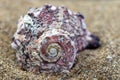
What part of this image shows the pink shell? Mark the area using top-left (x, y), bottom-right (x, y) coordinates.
top-left (11, 5), bottom-right (100, 74)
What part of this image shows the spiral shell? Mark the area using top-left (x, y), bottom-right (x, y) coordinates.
top-left (11, 5), bottom-right (100, 74)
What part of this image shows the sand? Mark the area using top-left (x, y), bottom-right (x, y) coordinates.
top-left (0, 0), bottom-right (120, 80)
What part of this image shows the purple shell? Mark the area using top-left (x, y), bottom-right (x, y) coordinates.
top-left (11, 5), bottom-right (100, 74)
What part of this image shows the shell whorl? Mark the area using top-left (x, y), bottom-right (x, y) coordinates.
top-left (37, 29), bottom-right (76, 71)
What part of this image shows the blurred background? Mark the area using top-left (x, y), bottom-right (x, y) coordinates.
top-left (0, 0), bottom-right (120, 80)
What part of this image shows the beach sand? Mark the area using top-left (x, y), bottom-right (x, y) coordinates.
top-left (0, 0), bottom-right (120, 80)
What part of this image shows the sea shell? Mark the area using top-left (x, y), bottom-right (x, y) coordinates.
top-left (11, 5), bottom-right (100, 74)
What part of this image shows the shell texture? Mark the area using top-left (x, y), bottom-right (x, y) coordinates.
top-left (11, 5), bottom-right (100, 74)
